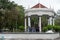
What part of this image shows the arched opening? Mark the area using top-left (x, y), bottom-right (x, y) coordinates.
top-left (31, 15), bottom-right (39, 32)
top-left (41, 15), bottom-right (49, 31)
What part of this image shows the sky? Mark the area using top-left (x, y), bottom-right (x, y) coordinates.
top-left (10, 0), bottom-right (60, 12)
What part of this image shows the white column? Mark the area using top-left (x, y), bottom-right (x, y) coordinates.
top-left (39, 16), bottom-right (41, 32)
top-left (53, 17), bottom-right (55, 26)
top-left (48, 18), bottom-right (50, 25)
top-left (49, 16), bottom-right (53, 25)
top-left (25, 17), bottom-right (27, 32)
top-left (28, 16), bottom-right (31, 27)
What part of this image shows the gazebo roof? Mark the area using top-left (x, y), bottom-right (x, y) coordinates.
top-left (31, 3), bottom-right (47, 8)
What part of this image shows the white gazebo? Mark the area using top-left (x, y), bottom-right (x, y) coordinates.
top-left (24, 3), bottom-right (56, 32)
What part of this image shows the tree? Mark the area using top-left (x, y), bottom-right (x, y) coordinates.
top-left (55, 16), bottom-right (60, 26)
top-left (0, 0), bottom-right (25, 32)
top-left (16, 6), bottom-right (24, 26)
top-left (41, 15), bottom-right (49, 30)
top-left (57, 10), bottom-right (60, 16)
top-left (15, 5), bottom-right (25, 32)
top-left (55, 10), bottom-right (60, 26)
top-left (31, 15), bottom-right (39, 27)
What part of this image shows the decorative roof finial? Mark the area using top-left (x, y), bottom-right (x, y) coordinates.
top-left (28, 5), bottom-right (30, 9)
top-left (38, 0), bottom-right (40, 8)
top-left (50, 5), bottom-right (51, 9)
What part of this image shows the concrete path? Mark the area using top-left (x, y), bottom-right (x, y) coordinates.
top-left (0, 32), bottom-right (59, 40)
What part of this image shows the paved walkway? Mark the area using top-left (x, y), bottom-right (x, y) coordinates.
top-left (0, 32), bottom-right (59, 40)
top-left (0, 37), bottom-right (60, 40)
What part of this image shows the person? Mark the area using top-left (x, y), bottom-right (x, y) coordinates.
top-left (0, 29), bottom-right (2, 32)
top-left (32, 27), bottom-right (36, 32)
top-left (28, 27), bottom-right (32, 32)
top-left (36, 27), bottom-right (39, 32)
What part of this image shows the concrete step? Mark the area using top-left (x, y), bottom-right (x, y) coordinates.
top-left (54, 37), bottom-right (60, 40)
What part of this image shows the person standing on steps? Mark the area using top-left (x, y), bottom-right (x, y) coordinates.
top-left (32, 26), bottom-right (36, 32)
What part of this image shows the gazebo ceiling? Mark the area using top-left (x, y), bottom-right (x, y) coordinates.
top-left (31, 3), bottom-right (47, 8)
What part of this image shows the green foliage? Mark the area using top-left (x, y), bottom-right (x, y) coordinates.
top-left (55, 18), bottom-right (60, 26)
top-left (47, 25), bottom-right (53, 30)
top-left (16, 6), bottom-right (24, 26)
top-left (41, 15), bottom-right (49, 27)
top-left (53, 26), bottom-right (60, 32)
top-left (0, 0), bottom-right (25, 32)
top-left (0, 0), bottom-right (17, 9)
top-left (18, 26), bottom-right (24, 32)
top-left (42, 25), bottom-right (53, 32)
top-left (43, 25), bottom-right (60, 32)
top-left (42, 27), bottom-right (48, 32)
top-left (31, 15), bottom-right (39, 26)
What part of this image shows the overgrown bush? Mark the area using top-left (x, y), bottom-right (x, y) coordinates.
top-left (42, 25), bottom-right (53, 32)
top-left (42, 27), bottom-right (48, 32)
top-left (53, 26), bottom-right (60, 32)
top-left (43, 25), bottom-right (60, 32)
top-left (18, 26), bottom-right (24, 32)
